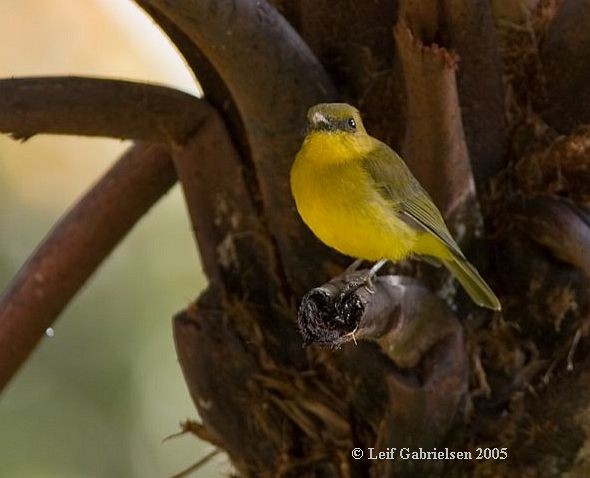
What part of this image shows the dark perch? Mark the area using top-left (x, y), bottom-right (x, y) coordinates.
top-left (299, 271), bottom-right (412, 347)
top-left (299, 270), bottom-right (466, 369)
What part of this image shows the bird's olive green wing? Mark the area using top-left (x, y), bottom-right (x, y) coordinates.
top-left (362, 142), bottom-right (464, 258)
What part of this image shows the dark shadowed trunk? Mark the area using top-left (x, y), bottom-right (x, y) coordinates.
top-left (2, 1), bottom-right (590, 476)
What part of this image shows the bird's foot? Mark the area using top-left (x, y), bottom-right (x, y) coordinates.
top-left (340, 325), bottom-right (359, 345)
top-left (362, 273), bottom-right (376, 294)
top-left (340, 259), bottom-right (388, 296)
top-left (363, 258), bottom-right (388, 293)
top-left (340, 277), bottom-right (366, 297)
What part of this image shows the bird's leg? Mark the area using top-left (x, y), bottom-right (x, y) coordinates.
top-left (345, 258), bottom-right (364, 274)
top-left (362, 258), bottom-right (388, 292)
top-left (340, 259), bottom-right (388, 297)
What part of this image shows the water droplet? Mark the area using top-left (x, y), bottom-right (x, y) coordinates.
top-left (45, 327), bottom-right (55, 337)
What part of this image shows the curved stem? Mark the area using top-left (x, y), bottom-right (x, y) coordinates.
top-left (0, 76), bottom-right (210, 143)
top-left (0, 143), bottom-right (176, 392)
top-left (134, 2), bottom-right (249, 156)
top-left (140, 0), bottom-right (340, 296)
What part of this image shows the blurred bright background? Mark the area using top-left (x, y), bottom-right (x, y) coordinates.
top-left (0, 1), bottom-right (227, 476)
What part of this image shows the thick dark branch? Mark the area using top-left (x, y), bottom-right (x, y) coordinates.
top-left (0, 143), bottom-right (176, 392)
top-left (394, 17), bottom-right (475, 222)
top-left (395, 0), bottom-right (506, 210)
top-left (141, 0), bottom-right (341, 296)
top-left (299, 272), bottom-right (462, 364)
top-left (0, 76), bottom-right (210, 142)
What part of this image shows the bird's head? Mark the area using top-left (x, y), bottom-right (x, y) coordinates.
top-left (306, 103), bottom-right (367, 135)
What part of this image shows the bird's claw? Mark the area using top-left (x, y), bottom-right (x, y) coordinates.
top-left (340, 325), bottom-right (359, 345)
top-left (363, 274), bottom-right (376, 294)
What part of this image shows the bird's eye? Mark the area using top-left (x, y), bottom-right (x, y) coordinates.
top-left (347, 118), bottom-right (356, 130)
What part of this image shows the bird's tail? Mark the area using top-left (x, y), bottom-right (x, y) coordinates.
top-left (442, 255), bottom-right (501, 311)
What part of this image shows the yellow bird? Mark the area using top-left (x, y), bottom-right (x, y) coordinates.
top-left (290, 103), bottom-right (501, 311)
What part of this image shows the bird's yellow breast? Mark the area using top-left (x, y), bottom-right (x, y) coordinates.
top-left (290, 132), bottom-right (417, 261)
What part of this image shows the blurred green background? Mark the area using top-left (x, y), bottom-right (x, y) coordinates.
top-left (0, 1), bottom-right (227, 476)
